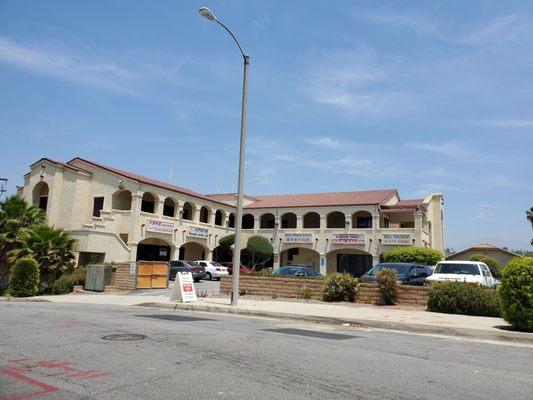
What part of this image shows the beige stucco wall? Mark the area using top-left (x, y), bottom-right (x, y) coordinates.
top-left (446, 249), bottom-right (516, 268)
top-left (20, 159), bottom-right (445, 273)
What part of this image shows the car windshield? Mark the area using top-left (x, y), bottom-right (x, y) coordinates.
top-left (434, 263), bottom-right (479, 275)
top-left (366, 264), bottom-right (408, 276)
top-left (274, 267), bottom-right (300, 275)
top-left (186, 261), bottom-right (200, 267)
top-left (211, 262), bottom-right (223, 267)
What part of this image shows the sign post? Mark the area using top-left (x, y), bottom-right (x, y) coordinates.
top-left (170, 272), bottom-right (197, 302)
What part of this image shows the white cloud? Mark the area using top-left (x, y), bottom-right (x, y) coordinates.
top-left (304, 137), bottom-right (341, 149)
top-left (404, 141), bottom-right (472, 158)
top-left (459, 15), bottom-right (531, 46)
top-left (0, 36), bottom-right (141, 95)
top-left (480, 118), bottom-right (533, 128)
top-left (357, 10), bottom-right (440, 35)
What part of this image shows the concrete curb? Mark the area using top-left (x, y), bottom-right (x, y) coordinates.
top-left (0, 297), bottom-right (50, 303)
top-left (135, 301), bottom-right (533, 345)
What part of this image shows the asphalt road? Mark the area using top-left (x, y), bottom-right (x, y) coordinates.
top-left (0, 302), bottom-right (531, 400)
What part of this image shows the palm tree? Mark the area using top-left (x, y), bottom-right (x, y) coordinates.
top-left (0, 196), bottom-right (45, 290)
top-left (8, 225), bottom-right (76, 284)
top-left (527, 207), bottom-right (533, 229)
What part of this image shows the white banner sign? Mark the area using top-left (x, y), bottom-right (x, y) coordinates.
top-left (146, 219), bottom-right (175, 234)
top-left (170, 272), bottom-right (197, 302)
top-left (283, 233), bottom-right (313, 244)
top-left (331, 233), bottom-right (365, 245)
top-left (382, 233), bottom-right (412, 245)
top-left (187, 226), bottom-right (209, 239)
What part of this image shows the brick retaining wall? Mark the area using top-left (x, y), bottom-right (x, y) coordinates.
top-left (220, 276), bottom-right (429, 306)
top-left (114, 263), bottom-right (135, 290)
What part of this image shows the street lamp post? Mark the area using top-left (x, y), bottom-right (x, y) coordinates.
top-left (199, 7), bottom-right (249, 306)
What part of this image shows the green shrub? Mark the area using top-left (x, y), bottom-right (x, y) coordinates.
top-left (246, 236), bottom-right (273, 270)
top-left (376, 268), bottom-right (399, 305)
top-left (238, 288), bottom-right (248, 296)
top-left (499, 257), bottom-right (533, 331)
top-left (251, 268), bottom-right (274, 277)
top-left (218, 234), bottom-right (235, 248)
top-left (51, 274), bottom-right (76, 295)
top-left (382, 247), bottom-right (443, 266)
top-left (323, 272), bottom-right (359, 302)
top-left (297, 286), bottom-right (312, 300)
top-left (427, 282), bottom-right (501, 317)
top-left (70, 265), bottom-right (86, 285)
top-left (8, 257), bottom-right (39, 297)
top-left (470, 254), bottom-right (501, 278)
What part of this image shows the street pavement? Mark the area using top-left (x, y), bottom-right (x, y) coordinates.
top-left (1, 301), bottom-right (532, 399)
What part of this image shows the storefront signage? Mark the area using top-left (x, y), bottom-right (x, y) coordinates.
top-left (170, 272), bottom-right (197, 303)
top-left (146, 219), bottom-right (174, 235)
top-left (331, 233), bottom-right (365, 245)
top-left (382, 233), bottom-right (412, 245)
top-left (283, 233), bottom-right (313, 243)
top-left (187, 226), bottom-right (209, 239)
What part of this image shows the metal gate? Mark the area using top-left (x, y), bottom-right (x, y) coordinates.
top-left (136, 261), bottom-right (169, 289)
top-left (337, 254), bottom-right (372, 277)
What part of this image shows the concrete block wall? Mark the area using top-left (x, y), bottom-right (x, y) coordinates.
top-left (114, 263), bottom-right (135, 290)
top-left (220, 276), bottom-right (429, 306)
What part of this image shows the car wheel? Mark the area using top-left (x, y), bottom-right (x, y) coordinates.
top-left (194, 279), bottom-right (200, 283)
top-left (205, 272), bottom-right (212, 280)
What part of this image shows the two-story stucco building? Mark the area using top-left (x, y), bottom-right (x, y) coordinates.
top-left (19, 157), bottom-right (445, 276)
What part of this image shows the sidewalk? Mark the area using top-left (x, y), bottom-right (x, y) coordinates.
top-left (4, 292), bottom-right (532, 345)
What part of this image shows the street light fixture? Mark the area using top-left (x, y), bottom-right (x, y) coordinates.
top-left (199, 7), bottom-right (250, 306)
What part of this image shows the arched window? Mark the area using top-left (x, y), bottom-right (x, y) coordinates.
top-left (303, 212), bottom-right (320, 228)
top-left (141, 192), bottom-right (156, 213)
top-left (352, 211), bottom-right (372, 229)
top-left (228, 213), bottom-right (235, 228)
top-left (281, 212), bottom-right (297, 229)
top-left (32, 182), bottom-right (49, 212)
top-left (112, 189), bottom-right (132, 210)
top-left (214, 210), bottom-right (224, 226)
top-left (163, 198), bottom-right (176, 217)
top-left (242, 214), bottom-right (255, 229)
top-left (260, 213), bottom-right (275, 229)
top-left (327, 211), bottom-right (345, 228)
top-left (182, 202), bottom-right (194, 220)
top-left (199, 206), bottom-right (210, 223)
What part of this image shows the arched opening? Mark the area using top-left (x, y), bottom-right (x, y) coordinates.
top-left (303, 212), bottom-right (320, 229)
top-left (327, 211), bottom-right (345, 228)
top-left (242, 214), bottom-right (254, 230)
top-left (260, 213), bottom-right (275, 229)
top-left (182, 202), bottom-right (194, 220)
top-left (32, 182), bottom-right (49, 212)
top-left (178, 242), bottom-right (207, 261)
top-left (327, 249), bottom-right (372, 277)
top-left (214, 210), bottom-right (224, 226)
top-left (199, 206), bottom-right (210, 223)
top-left (163, 198), bottom-right (176, 217)
top-left (280, 247), bottom-right (320, 270)
top-left (136, 238), bottom-right (172, 261)
top-left (281, 212), bottom-right (297, 229)
top-left (352, 211), bottom-right (373, 229)
top-left (228, 213), bottom-right (235, 228)
top-left (112, 189), bottom-right (132, 210)
top-left (141, 192), bottom-right (156, 213)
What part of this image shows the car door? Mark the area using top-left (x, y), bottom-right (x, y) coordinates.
top-left (480, 263), bottom-right (493, 286)
top-left (417, 266), bottom-right (428, 285)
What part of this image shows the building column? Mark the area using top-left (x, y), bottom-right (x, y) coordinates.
top-left (129, 243), bottom-right (138, 263)
top-left (320, 215), bottom-right (327, 233)
top-left (154, 199), bottom-right (163, 216)
top-left (296, 215), bottom-right (303, 230)
top-left (414, 211), bottom-right (423, 247)
top-left (170, 246), bottom-right (179, 261)
top-left (372, 255), bottom-right (380, 267)
top-left (273, 252), bottom-right (280, 270)
top-left (254, 216), bottom-right (260, 233)
top-left (207, 249), bottom-right (214, 261)
top-left (319, 253), bottom-right (327, 275)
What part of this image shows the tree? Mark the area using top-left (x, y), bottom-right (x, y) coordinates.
top-left (527, 207), bottom-right (533, 245)
top-left (470, 254), bottom-right (501, 278)
top-left (218, 234), bottom-right (235, 248)
top-left (382, 247), bottom-right (443, 266)
top-left (9, 257), bottom-right (40, 297)
top-left (0, 196), bottom-right (45, 291)
top-left (245, 235), bottom-right (273, 270)
top-left (8, 224), bottom-right (76, 285)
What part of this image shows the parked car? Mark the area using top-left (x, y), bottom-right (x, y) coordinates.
top-left (425, 261), bottom-right (495, 287)
top-left (273, 265), bottom-right (322, 277)
top-left (219, 262), bottom-right (253, 275)
top-left (195, 260), bottom-right (229, 281)
top-left (361, 263), bottom-right (432, 286)
top-left (169, 260), bottom-right (205, 282)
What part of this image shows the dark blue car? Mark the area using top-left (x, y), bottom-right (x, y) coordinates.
top-left (273, 265), bottom-right (322, 277)
top-left (361, 263), bottom-right (432, 285)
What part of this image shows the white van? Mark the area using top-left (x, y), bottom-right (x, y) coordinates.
top-left (426, 261), bottom-right (495, 287)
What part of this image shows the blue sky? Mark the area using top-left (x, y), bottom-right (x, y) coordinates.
top-left (1, 1), bottom-right (532, 250)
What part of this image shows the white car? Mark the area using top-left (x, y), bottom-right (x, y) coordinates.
top-left (426, 261), bottom-right (495, 287)
top-left (195, 260), bottom-right (229, 281)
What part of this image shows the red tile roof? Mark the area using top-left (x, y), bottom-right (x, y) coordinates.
top-left (243, 189), bottom-right (397, 209)
top-left (67, 157), bottom-right (232, 206)
top-left (381, 199), bottom-right (425, 213)
top-left (30, 158), bottom-right (92, 174)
